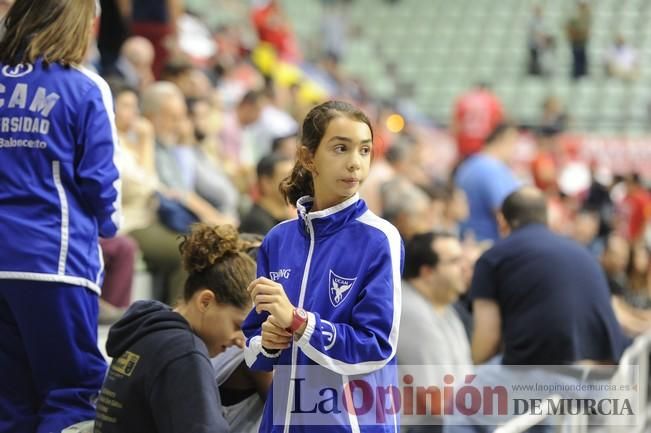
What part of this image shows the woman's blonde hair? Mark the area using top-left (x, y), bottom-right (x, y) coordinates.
top-left (0, 0), bottom-right (97, 67)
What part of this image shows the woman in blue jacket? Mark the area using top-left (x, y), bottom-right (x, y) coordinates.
top-left (0, 1), bottom-right (121, 432)
top-left (243, 101), bottom-right (404, 432)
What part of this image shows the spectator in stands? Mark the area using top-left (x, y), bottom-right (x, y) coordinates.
top-left (419, 179), bottom-right (478, 337)
top-left (417, 182), bottom-right (447, 232)
top-left (302, 51), bottom-right (345, 96)
top-left (450, 82), bottom-right (504, 160)
top-left (130, 0), bottom-right (183, 78)
top-left (539, 36), bottom-right (557, 77)
top-left (285, 80), bottom-right (311, 123)
top-left (107, 36), bottom-right (156, 92)
top-left (399, 232), bottom-right (472, 433)
top-left (449, 190), bottom-right (626, 433)
top-left (530, 126), bottom-right (560, 193)
top-left (616, 173), bottom-right (651, 242)
top-left (218, 89), bottom-right (264, 177)
top-left (161, 61), bottom-right (215, 103)
top-left (357, 142), bottom-right (396, 215)
top-left (319, 0), bottom-right (349, 59)
top-left (96, 0), bottom-right (129, 73)
top-left (113, 85), bottom-right (187, 304)
top-left (239, 154), bottom-right (294, 235)
top-left (120, 83), bottom-right (234, 302)
top-left (190, 97), bottom-right (244, 199)
top-left (187, 99), bottom-right (241, 220)
top-left (444, 186), bottom-right (470, 235)
top-left (250, 0), bottom-right (301, 62)
top-left (421, 182), bottom-right (469, 237)
top-left (382, 138), bottom-right (431, 189)
top-left (455, 237), bottom-right (490, 339)
top-left (602, 234), bottom-right (631, 295)
top-left (381, 177), bottom-right (433, 241)
top-left (271, 133), bottom-right (299, 159)
top-left (572, 207), bottom-right (604, 258)
top-left (584, 164), bottom-right (615, 238)
top-left (626, 242), bottom-right (651, 309)
top-left (454, 123), bottom-right (520, 242)
top-left (605, 34), bottom-right (639, 81)
top-left (212, 23), bottom-right (249, 76)
top-left (547, 188), bottom-right (581, 236)
top-left (565, 0), bottom-right (591, 79)
top-left (527, 4), bottom-right (554, 77)
top-left (539, 95), bottom-right (569, 136)
top-left (245, 82), bottom-right (299, 166)
top-left (602, 234), bottom-right (651, 336)
top-left (471, 186), bottom-right (626, 365)
top-left (141, 82), bottom-right (233, 227)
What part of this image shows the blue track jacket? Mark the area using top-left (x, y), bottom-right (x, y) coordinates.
top-left (0, 60), bottom-right (121, 294)
top-left (243, 194), bottom-right (404, 432)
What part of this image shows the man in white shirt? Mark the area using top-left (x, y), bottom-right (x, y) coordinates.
top-left (605, 34), bottom-right (639, 81)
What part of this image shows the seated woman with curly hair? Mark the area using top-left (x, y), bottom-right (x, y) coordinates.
top-left (95, 224), bottom-right (255, 433)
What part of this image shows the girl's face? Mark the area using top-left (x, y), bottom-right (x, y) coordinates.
top-left (195, 296), bottom-right (249, 357)
top-left (305, 116), bottom-right (372, 210)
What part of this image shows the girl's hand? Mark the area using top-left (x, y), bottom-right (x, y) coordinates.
top-left (261, 316), bottom-right (292, 350)
top-left (248, 277), bottom-right (294, 328)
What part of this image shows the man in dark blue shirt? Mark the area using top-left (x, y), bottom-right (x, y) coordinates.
top-left (471, 186), bottom-right (627, 365)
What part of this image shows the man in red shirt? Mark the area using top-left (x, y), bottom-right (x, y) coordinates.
top-left (251, 0), bottom-right (301, 63)
top-left (618, 173), bottom-right (651, 242)
top-left (451, 83), bottom-right (504, 160)
top-left (531, 126), bottom-right (560, 193)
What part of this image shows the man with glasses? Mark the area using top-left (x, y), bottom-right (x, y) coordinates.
top-left (398, 231), bottom-right (472, 433)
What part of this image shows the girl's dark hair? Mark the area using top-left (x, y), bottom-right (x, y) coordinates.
top-left (280, 100), bottom-right (373, 206)
top-left (0, 0), bottom-right (97, 67)
top-left (179, 224), bottom-right (255, 308)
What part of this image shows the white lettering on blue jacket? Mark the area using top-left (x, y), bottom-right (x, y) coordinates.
top-left (0, 59), bottom-right (121, 294)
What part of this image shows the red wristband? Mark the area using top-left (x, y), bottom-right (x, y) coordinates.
top-left (286, 308), bottom-right (308, 333)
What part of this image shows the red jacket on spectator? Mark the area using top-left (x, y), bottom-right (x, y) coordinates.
top-left (251, 0), bottom-right (301, 62)
top-left (620, 188), bottom-right (651, 241)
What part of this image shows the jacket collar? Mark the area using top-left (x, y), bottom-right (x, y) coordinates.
top-left (296, 193), bottom-right (366, 238)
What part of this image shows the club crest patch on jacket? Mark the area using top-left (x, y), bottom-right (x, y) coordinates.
top-left (329, 270), bottom-right (356, 307)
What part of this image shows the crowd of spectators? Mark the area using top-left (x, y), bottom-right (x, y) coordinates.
top-left (85, 0), bottom-right (651, 347)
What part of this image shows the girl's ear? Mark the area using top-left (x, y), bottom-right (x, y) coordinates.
top-left (298, 146), bottom-right (315, 173)
top-left (196, 289), bottom-right (215, 313)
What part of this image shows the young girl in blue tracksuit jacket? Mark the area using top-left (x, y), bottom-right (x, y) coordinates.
top-left (243, 100), bottom-right (404, 433)
top-left (0, 1), bottom-right (121, 432)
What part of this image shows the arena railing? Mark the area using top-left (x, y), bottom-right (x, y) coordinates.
top-left (493, 329), bottom-right (651, 433)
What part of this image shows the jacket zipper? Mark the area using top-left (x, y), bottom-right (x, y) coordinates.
top-left (284, 216), bottom-right (315, 432)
